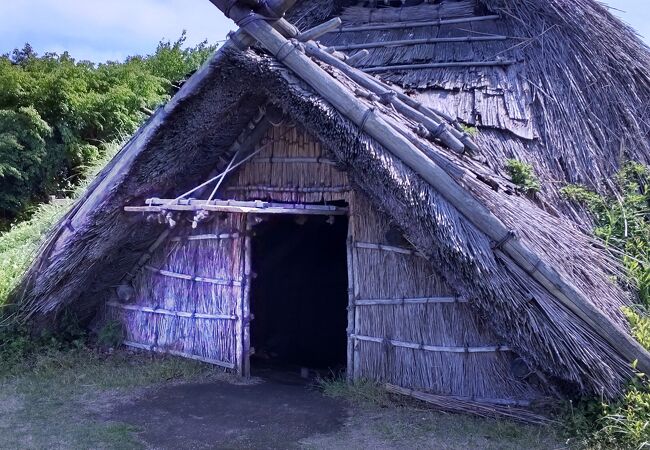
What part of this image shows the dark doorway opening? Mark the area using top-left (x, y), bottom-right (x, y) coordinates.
top-left (250, 213), bottom-right (349, 374)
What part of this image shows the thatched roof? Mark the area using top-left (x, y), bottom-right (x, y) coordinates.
top-left (10, 0), bottom-right (650, 398)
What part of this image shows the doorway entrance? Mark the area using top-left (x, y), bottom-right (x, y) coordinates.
top-left (249, 214), bottom-right (349, 375)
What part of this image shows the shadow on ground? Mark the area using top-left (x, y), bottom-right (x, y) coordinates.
top-left (110, 375), bottom-right (347, 449)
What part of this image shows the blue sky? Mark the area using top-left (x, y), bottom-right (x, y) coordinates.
top-left (0, 0), bottom-right (648, 62)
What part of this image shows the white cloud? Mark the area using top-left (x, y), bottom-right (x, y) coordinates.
top-left (0, 0), bottom-right (235, 61)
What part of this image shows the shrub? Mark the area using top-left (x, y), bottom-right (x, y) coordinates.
top-left (561, 162), bottom-right (650, 448)
top-left (505, 159), bottom-right (541, 195)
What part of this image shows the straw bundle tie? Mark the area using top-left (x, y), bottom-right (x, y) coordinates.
top-left (492, 230), bottom-right (516, 250)
top-left (63, 218), bottom-right (75, 232)
top-left (358, 107), bottom-right (376, 139)
top-left (223, 0), bottom-right (238, 18)
top-left (430, 123), bottom-right (447, 139)
top-left (275, 39), bottom-right (304, 63)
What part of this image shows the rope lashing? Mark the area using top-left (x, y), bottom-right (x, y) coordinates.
top-left (357, 107), bottom-right (376, 140)
top-left (275, 39), bottom-right (305, 63)
top-left (260, 0), bottom-right (285, 19)
top-left (223, 0), bottom-right (238, 18)
top-left (430, 122), bottom-right (448, 139)
top-left (492, 230), bottom-right (516, 250)
top-left (379, 91), bottom-right (397, 104)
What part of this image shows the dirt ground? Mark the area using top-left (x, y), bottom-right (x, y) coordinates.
top-left (0, 351), bottom-right (565, 449)
top-left (109, 378), bottom-right (563, 450)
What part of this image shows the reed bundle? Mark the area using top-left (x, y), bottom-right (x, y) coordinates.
top-left (385, 384), bottom-right (553, 425)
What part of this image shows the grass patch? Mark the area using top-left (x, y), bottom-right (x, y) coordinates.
top-left (0, 346), bottom-right (228, 449)
top-left (310, 376), bottom-right (560, 450)
top-left (318, 376), bottom-right (395, 407)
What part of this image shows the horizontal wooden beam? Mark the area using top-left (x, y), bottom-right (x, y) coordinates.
top-left (145, 266), bottom-right (242, 287)
top-left (123, 340), bottom-right (235, 369)
top-left (124, 199), bottom-right (349, 216)
top-left (331, 35), bottom-right (508, 52)
top-left (351, 334), bottom-right (511, 353)
top-left (107, 301), bottom-right (237, 320)
top-left (329, 15), bottom-right (501, 34)
top-left (251, 156), bottom-right (337, 165)
top-left (363, 60), bottom-right (517, 73)
top-left (355, 296), bottom-right (468, 306)
top-left (225, 186), bottom-right (350, 193)
top-left (171, 233), bottom-right (241, 242)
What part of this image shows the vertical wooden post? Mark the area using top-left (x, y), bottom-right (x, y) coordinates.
top-left (234, 214), bottom-right (245, 375)
top-left (346, 217), bottom-right (356, 382)
top-left (242, 214), bottom-right (253, 378)
top-left (349, 197), bottom-right (362, 381)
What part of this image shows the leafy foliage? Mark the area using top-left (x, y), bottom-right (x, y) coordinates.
top-left (0, 33), bottom-right (216, 222)
top-left (561, 162), bottom-right (650, 306)
top-left (0, 143), bottom-right (118, 311)
top-left (561, 162), bottom-right (650, 449)
top-left (505, 159), bottom-right (541, 195)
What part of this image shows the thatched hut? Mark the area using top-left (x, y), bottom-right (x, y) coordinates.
top-left (12, 0), bottom-right (650, 409)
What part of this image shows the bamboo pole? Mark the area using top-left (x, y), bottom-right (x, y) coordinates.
top-left (297, 17), bottom-right (342, 42)
top-left (145, 266), bottom-right (242, 287)
top-left (344, 50), bottom-right (370, 67)
top-left (208, 6), bottom-right (650, 372)
top-left (106, 301), bottom-right (237, 320)
top-left (125, 200), bottom-right (348, 215)
top-left (242, 215), bottom-right (252, 377)
top-left (355, 296), bottom-right (468, 306)
top-left (364, 60), bottom-right (517, 73)
top-left (330, 35), bottom-right (509, 51)
top-left (328, 15), bottom-right (502, 33)
top-left (303, 43), bottom-right (475, 153)
top-left (251, 156), bottom-right (337, 165)
top-left (124, 340), bottom-right (235, 369)
top-left (355, 242), bottom-right (426, 257)
top-left (171, 233), bottom-right (241, 242)
top-left (384, 384), bottom-right (552, 425)
top-left (122, 229), bottom-right (172, 284)
top-left (234, 215), bottom-right (245, 376)
top-left (346, 229), bottom-right (356, 382)
top-left (351, 334), bottom-right (511, 353)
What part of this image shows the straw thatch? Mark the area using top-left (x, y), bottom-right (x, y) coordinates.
top-left (9, 0), bottom-right (650, 400)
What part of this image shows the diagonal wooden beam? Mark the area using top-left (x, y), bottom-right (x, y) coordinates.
top-left (206, 1), bottom-right (650, 373)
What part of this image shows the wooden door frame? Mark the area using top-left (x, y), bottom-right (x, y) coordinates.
top-left (240, 208), bottom-right (353, 379)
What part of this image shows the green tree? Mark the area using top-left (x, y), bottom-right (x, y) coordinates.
top-left (0, 107), bottom-right (52, 215)
top-left (0, 35), bottom-right (217, 224)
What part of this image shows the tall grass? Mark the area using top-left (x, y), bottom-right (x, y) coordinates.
top-left (0, 143), bottom-right (119, 310)
top-left (562, 162), bottom-right (650, 449)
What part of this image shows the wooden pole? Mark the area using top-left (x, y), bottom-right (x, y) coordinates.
top-left (205, 5), bottom-right (650, 373)
top-left (330, 35), bottom-right (509, 52)
top-left (328, 15), bottom-right (501, 33)
top-left (242, 215), bottom-right (253, 378)
top-left (346, 230), bottom-right (356, 382)
top-left (297, 17), bottom-right (342, 42)
top-left (303, 43), bottom-right (477, 153)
